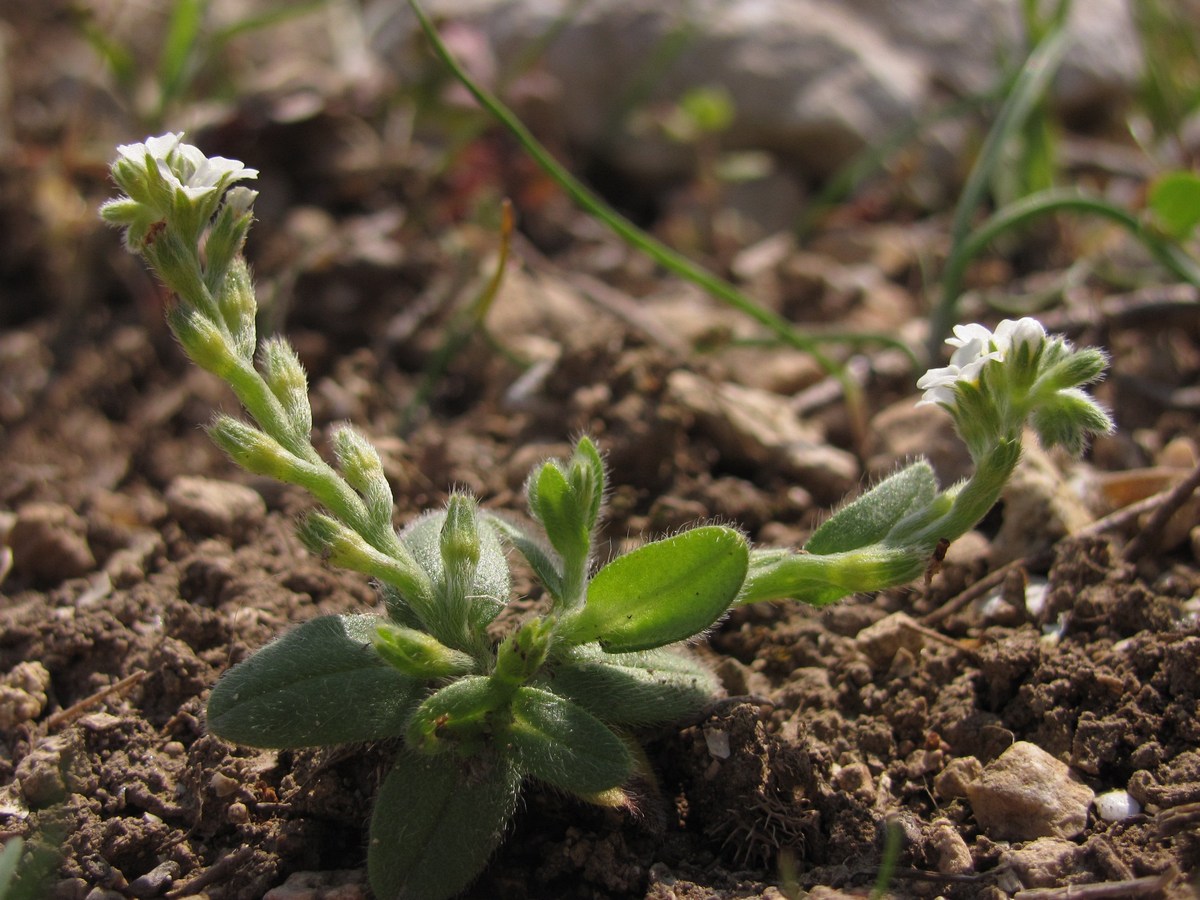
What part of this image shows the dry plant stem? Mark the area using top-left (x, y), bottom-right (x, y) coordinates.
top-left (919, 554), bottom-right (1045, 627)
top-left (45, 670), bottom-right (146, 730)
top-left (165, 847), bottom-right (256, 899)
top-left (1121, 460), bottom-right (1200, 562)
top-left (1012, 868), bottom-right (1177, 900)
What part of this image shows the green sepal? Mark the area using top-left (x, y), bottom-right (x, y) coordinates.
top-left (206, 614), bottom-right (424, 748)
top-left (298, 512), bottom-right (432, 610)
top-left (558, 526), bottom-right (749, 652)
top-left (504, 686), bottom-right (632, 794)
top-left (168, 304), bottom-right (236, 381)
top-left (805, 462), bottom-right (938, 555)
top-left (407, 676), bottom-right (503, 755)
top-left (545, 644), bottom-right (718, 726)
top-left (1030, 388), bottom-right (1115, 455)
top-left (373, 623), bottom-right (476, 679)
top-left (369, 750), bottom-right (520, 900)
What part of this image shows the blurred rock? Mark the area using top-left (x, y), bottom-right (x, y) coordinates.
top-left (380, 0), bottom-right (1142, 184)
top-left (965, 741), bottom-right (1094, 841)
top-left (0, 661), bottom-right (50, 730)
top-left (262, 870), bottom-right (369, 900)
top-left (999, 837), bottom-right (1078, 889)
top-left (929, 818), bottom-right (973, 875)
top-left (165, 476), bottom-right (266, 542)
top-left (9, 502), bottom-right (95, 584)
top-left (667, 370), bottom-right (858, 502)
top-left (865, 398), bottom-right (971, 485)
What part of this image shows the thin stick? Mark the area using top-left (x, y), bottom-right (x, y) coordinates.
top-left (1122, 461), bottom-right (1200, 563)
top-left (45, 670), bottom-right (146, 730)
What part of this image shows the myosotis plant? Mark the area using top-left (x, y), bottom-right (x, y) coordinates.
top-left (102, 134), bottom-right (1113, 900)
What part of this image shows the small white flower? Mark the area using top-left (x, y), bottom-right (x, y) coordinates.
top-left (918, 317), bottom-right (1049, 407)
top-left (116, 131), bottom-right (258, 202)
top-left (917, 329), bottom-right (1003, 407)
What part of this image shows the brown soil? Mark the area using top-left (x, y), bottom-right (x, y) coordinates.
top-left (2, 6), bottom-right (1200, 899)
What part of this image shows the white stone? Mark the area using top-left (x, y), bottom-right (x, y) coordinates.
top-left (1094, 788), bottom-right (1141, 822)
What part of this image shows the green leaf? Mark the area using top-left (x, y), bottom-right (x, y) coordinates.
top-left (528, 460), bottom-right (589, 570)
top-left (206, 614), bottom-right (424, 748)
top-left (0, 837), bottom-right (22, 896)
top-left (559, 526), bottom-right (749, 652)
top-left (545, 644), bottom-right (718, 726)
top-left (369, 750), bottom-right (520, 900)
top-left (504, 686), bottom-right (632, 794)
top-left (1149, 170), bottom-right (1200, 240)
top-left (805, 462), bottom-right (938, 555)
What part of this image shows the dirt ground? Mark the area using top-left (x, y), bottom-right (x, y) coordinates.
top-left (2, 5), bottom-right (1200, 899)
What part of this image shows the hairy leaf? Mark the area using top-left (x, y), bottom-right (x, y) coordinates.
top-left (207, 614), bottom-right (424, 748)
top-left (505, 686), bottom-right (632, 794)
top-left (369, 750), bottom-right (520, 900)
top-left (528, 460), bottom-right (589, 570)
top-left (559, 526), bottom-right (748, 652)
top-left (545, 645), bottom-right (718, 726)
top-left (805, 462), bottom-right (938, 555)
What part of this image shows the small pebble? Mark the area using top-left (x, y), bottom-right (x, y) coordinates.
top-left (9, 502), bottom-right (95, 583)
top-left (128, 860), bottom-right (180, 898)
top-left (165, 475), bottom-right (265, 541)
top-left (209, 771), bottom-right (239, 798)
top-left (965, 741), bottom-right (1094, 840)
top-left (704, 728), bottom-right (731, 760)
top-left (226, 801), bottom-right (250, 825)
top-left (1094, 789), bottom-right (1141, 822)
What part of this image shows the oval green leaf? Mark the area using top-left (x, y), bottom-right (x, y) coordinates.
top-left (505, 686), bottom-right (632, 794)
top-left (561, 525), bottom-right (748, 652)
top-left (805, 461), bottom-right (937, 555)
top-left (369, 750), bottom-right (520, 900)
top-left (206, 614), bottom-right (424, 748)
top-left (545, 644), bottom-right (718, 726)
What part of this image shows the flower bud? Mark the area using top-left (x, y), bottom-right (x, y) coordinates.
top-left (440, 493), bottom-right (481, 578)
top-left (261, 338), bottom-right (313, 439)
top-left (298, 512), bottom-right (431, 605)
top-left (373, 623), bottom-right (476, 679)
top-left (493, 617), bottom-right (554, 690)
top-left (167, 305), bottom-right (235, 379)
top-left (217, 258), bottom-right (258, 360)
top-left (208, 415), bottom-right (303, 482)
top-left (406, 677), bottom-right (502, 755)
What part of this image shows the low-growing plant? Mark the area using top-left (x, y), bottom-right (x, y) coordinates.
top-left (101, 133), bottom-right (1115, 900)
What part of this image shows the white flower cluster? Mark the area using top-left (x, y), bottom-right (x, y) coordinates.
top-left (917, 317), bottom-right (1046, 407)
top-left (116, 132), bottom-right (258, 203)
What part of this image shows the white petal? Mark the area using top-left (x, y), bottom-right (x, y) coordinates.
top-left (917, 365), bottom-right (959, 390)
top-left (143, 132), bottom-right (185, 159)
top-left (947, 323), bottom-right (993, 349)
top-left (995, 317), bottom-right (1046, 350)
top-left (917, 384), bottom-right (957, 407)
